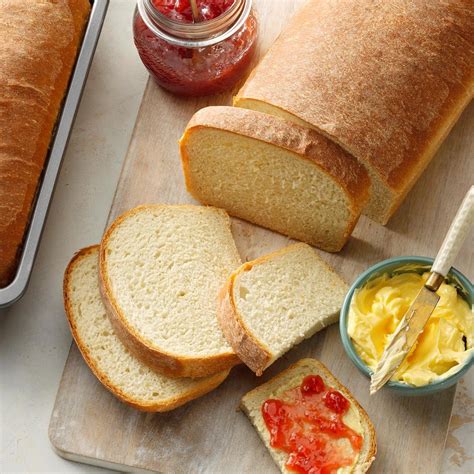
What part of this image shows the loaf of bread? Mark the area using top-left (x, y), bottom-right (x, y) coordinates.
top-left (235, 0), bottom-right (474, 224)
top-left (99, 205), bottom-right (242, 378)
top-left (218, 244), bottom-right (348, 375)
top-left (0, 0), bottom-right (90, 287)
top-left (64, 246), bottom-right (230, 412)
top-left (180, 106), bottom-right (370, 252)
top-left (241, 359), bottom-right (376, 473)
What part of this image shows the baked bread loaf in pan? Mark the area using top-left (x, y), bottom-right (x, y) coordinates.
top-left (0, 0), bottom-right (90, 287)
top-left (236, 0), bottom-right (474, 224)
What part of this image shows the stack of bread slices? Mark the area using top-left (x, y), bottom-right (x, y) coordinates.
top-left (64, 204), bottom-right (352, 412)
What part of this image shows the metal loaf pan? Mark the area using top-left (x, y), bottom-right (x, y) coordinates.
top-left (0, 0), bottom-right (109, 308)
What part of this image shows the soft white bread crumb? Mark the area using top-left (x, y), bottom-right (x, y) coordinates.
top-left (180, 106), bottom-right (371, 253)
top-left (64, 246), bottom-right (230, 412)
top-left (240, 359), bottom-right (376, 473)
top-left (99, 205), bottom-right (242, 378)
top-left (218, 243), bottom-right (348, 375)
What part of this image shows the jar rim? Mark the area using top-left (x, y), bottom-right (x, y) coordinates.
top-left (136, 0), bottom-right (253, 48)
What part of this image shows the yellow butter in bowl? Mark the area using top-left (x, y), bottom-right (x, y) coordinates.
top-left (347, 272), bottom-right (473, 386)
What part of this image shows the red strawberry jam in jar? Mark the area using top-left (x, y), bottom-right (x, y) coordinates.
top-left (133, 0), bottom-right (258, 96)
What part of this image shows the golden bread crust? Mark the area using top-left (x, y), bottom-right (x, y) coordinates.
top-left (0, 0), bottom-right (91, 287)
top-left (217, 272), bottom-right (271, 376)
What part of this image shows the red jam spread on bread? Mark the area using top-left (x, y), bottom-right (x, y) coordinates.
top-left (133, 0), bottom-right (257, 96)
top-left (262, 375), bottom-right (363, 474)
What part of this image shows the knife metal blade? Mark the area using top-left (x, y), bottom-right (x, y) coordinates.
top-left (369, 285), bottom-right (440, 394)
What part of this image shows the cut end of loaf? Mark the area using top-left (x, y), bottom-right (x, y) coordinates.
top-left (240, 358), bottom-right (377, 473)
top-left (181, 106), bottom-right (371, 252)
top-left (234, 98), bottom-right (398, 225)
top-left (63, 246), bottom-right (230, 412)
top-left (218, 244), bottom-right (348, 375)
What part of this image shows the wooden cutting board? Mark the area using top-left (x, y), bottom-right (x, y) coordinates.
top-left (49, 1), bottom-right (473, 472)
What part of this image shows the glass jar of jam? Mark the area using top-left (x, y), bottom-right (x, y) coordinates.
top-left (133, 0), bottom-right (258, 96)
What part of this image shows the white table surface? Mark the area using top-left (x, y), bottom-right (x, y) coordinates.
top-left (0, 1), bottom-right (472, 472)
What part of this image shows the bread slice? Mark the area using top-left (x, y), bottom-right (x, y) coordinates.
top-left (64, 246), bottom-right (230, 412)
top-left (180, 106), bottom-right (370, 253)
top-left (218, 243), bottom-right (348, 375)
top-left (240, 359), bottom-right (376, 473)
top-left (99, 205), bottom-right (242, 378)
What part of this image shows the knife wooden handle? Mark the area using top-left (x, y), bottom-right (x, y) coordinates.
top-left (432, 186), bottom-right (474, 277)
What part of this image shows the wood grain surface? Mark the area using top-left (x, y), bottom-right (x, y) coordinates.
top-left (49, 1), bottom-right (474, 472)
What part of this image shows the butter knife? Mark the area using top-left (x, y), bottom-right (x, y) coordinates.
top-left (370, 186), bottom-right (474, 394)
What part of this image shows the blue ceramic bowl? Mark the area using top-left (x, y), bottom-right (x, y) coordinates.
top-left (340, 256), bottom-right (473, 396)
